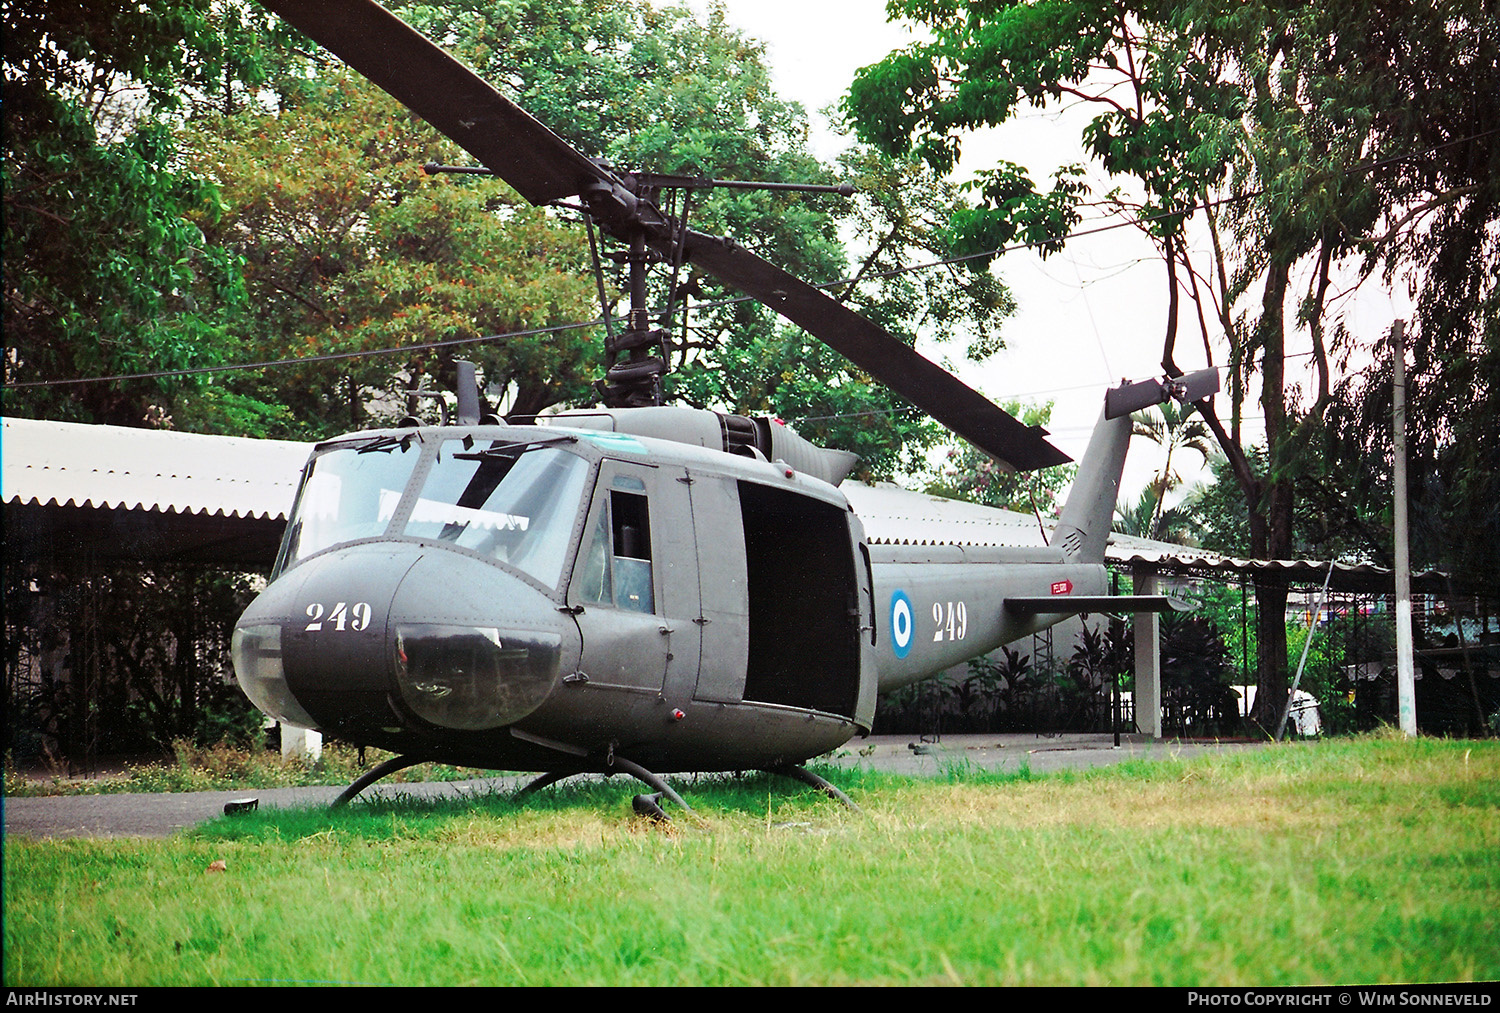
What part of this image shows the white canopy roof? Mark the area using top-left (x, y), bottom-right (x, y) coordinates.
top-left (3, 416), bottom-right (309, 519)
top-left (3, 417), bottom-right (310, 566)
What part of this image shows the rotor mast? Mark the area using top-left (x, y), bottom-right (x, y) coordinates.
top-left (429, 161), bottom-right (857, 408)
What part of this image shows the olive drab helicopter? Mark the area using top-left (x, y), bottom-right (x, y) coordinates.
top-left (231, 0), bottom-right (1219, 812)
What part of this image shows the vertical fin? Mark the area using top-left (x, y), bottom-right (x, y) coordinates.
top-left (1052, 408), bottom-right (1131, 563)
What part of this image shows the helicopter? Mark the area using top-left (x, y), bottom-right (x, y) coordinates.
top-left (231, 0), bottom-right (1219, 811)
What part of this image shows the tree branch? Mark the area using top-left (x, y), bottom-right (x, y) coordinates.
top-left (1365, 184), bottom-right (1482, 248)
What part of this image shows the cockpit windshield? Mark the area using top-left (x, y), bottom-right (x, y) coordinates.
top-left (277, 435), bottom-right (592, 592)
top-left (403, 443), bottom-right (590, 589)
top-left (279, 437), bottom-right (423, 571)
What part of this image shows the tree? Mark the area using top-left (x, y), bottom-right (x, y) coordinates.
top-left (926, 400), bottom-right (1077, 517)
top-left (1158, 612), bottom-right (1238, 734)
top-left (1113, 485), bottom-right (1196, 544)
top-left (1131, 401), bottom-right (1212, 538)
top-left (1325, 305), bottom-right (1500, 592)
top-left (2, 0), bottom-right (289, 430)
top-left (845, 0), bottom-right (1500, 722)
top-left (1182, 450), bottom-right (1391, 563)
top-left (186, 71), bottom-right (600, 437)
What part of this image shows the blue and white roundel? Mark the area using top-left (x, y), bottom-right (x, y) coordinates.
top-left (890, 590), bottom-right (915, 659)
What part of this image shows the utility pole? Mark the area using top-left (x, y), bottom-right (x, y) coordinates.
top-left (1392, 320), bottom-right (1417, 736)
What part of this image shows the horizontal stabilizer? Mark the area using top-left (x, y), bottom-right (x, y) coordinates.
top-left (1005, 595), bottom-right (1194, 615)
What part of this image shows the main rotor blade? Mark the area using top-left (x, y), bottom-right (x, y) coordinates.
top-left (678, 232), bottom-right (1071, 471)
top-left (259, 0), bottom-right (611, 206)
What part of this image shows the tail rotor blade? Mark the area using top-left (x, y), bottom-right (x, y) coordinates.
top-left (1171, 367), bottom-right (1221, 405)
top-left (1105, 368), bottom-right (1222, 419)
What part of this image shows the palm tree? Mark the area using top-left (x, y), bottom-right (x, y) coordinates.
top-left (1113, 485), bottom-right (1198, 543)
top-left (1132, 402), bottom-right (1213, 538)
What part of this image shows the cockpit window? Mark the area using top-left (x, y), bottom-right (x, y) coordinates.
top-left (404, 443), bottom-right (590, 590)
top-left (279, 438), bottom-right (422, 571)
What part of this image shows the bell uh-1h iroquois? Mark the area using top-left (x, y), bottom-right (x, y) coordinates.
top-left (230, 0), bottom-right (1219, 811)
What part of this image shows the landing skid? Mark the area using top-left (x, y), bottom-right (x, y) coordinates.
top-left (327, 754), bottom-right (858, 815)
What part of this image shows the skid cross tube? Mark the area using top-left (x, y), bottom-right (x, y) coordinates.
top-left (514, 757), bottom-right (695, 814)
top-left (330, 754), bottom-right (432, 808)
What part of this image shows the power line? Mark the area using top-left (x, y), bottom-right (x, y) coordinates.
top-left (4, 317), bottom-right (610, 390)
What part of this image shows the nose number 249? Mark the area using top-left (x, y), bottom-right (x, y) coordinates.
top-left (305, 601), bottom-right (373, 632)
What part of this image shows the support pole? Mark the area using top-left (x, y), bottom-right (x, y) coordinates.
top-left (1112, 571), bottom-right (1123, 748)
top-left (1278, 559), bottom-right (1335, 740)
top-left (1392, 320), bottom-right (1417, 736)
top-left (1133, 564), bottom-right (1163, 739)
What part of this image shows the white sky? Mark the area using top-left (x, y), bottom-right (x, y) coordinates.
top-left (669, 0), bottom-right (1185, 493)
top-left (672, 1), bottom-right (1411, 500)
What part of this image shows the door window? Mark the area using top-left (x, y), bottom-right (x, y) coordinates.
top-left (576, 476), bottom-right (654, 613)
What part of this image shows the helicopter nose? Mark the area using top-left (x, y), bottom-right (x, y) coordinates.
top-left (233, 543), bottom-right (573, 737)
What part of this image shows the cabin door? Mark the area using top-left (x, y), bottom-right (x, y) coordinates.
top-left (568, 459), bottom-right (697, 698)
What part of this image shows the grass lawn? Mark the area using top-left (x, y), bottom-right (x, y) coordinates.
top-left (4, 733), bottom-right (1497, 986)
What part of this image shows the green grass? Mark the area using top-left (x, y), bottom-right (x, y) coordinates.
top-left (5, 734), bottom-right (1498, 986)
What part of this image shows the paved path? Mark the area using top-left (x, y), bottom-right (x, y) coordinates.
top-left (3, 733), bottom-right (1264, 840)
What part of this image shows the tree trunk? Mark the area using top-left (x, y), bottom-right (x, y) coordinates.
top-left (1252, 576), bottom-right (1290, 731)
top-left (1250, 256), bottom-right (1295, 729)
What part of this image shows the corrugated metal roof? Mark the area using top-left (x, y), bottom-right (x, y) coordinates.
top-left (3, 417), bottom-right (312, 567)
top-left (842, 481), bottom-right (1053, 547)
top-left (1, 423), bottom-right (1469, 594)
top-left (3, 416), bottom-right (309, 520)
top-left (842, 480), bottom-right (1462, 595)
top-left (1106, 547), bottom-right (1458, 594)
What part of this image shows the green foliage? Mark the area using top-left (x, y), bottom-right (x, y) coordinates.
top-left (187, 70), bottom-right (600, 436)
top-left (1178, 581), bottom-right (1258, 685)
top-left (3, 566), bottom-right (263, 759)
top-left (927, 400), bottom-right (1077, 512)
top-left (1182, 448), bottom-right (1393, 562)
top-left (1114, 485), bottom-right (1199, 544)
top-left (4, 6), bottom-right (219, 424)
top-left (1158, 611), bottom-right (1239, 734)
top-left (844, 0), bottom-right (1239, 234)
top-left (879, 621), bottom-right (1132, 734)
top-left (1326, 305), bottom-right (1500, 587)
top-left (7, 738), bottom-right (1498, 985)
